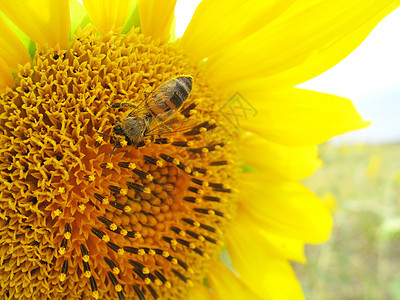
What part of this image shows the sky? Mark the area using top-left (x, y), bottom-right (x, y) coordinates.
top-left (174, 2), bottom-right (400, 144)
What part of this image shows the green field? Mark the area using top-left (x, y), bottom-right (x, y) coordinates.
top-left (294, 143), bottom-right (400, 300)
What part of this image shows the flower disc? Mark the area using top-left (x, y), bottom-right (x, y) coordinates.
top-left (0, 25), bottom-right (239, 299)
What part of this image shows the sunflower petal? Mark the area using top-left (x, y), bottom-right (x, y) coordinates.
top-left (226, 218), bottom-right (305, 300)
top-left (239, 172), bottom-right (333, 243)
top-left (0, 16), bottom-right (30, 72)
top-left (207, 259), bottom-right (261, 300)
top-left (242, 133), bottom-right (321, 179)
top-left (138, 0), bottom-right (177, 43)
top-left (82, 0), bottom-right (131, 34)
top-left (205, 0), bottom-right (400, 89)
top-left (70, 0), bottom-right (87, 34)
top-left (187, 283), bottom-right (213, 300)
top-left (231, 210), bottom-right (307, 262)
top-left (239, 88), bottom-right (368, 146)
top-left (180, 0), bottom-right (295, 62)
top-left (0, 0), bottom-right (70, 49)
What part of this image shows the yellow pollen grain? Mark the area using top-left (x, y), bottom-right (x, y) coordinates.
top-left (120, 140), bottom-right (128, 147)
top-left (197, 189), bottom-right (204, 195)
top-left (156, 160), bottom-right (163, 167)
top-left (113, 267), bottom-right (120, 275)
top-left (143, 187), bottom-right (151, 194)
top-left (144, 139), bottom-right (151, 145)
top-left (120, 229), bottom-right (128, 236)
top-left (117, 248), bottom-right (124, 255)
top-left (193, 221), bottom-right (200, 227)
top-left (185, 167), bottom-right (192, 173)
top-left (215, 145), bottom-right (222, 150)
top-left (162, 251), bottom-right (169, 258)
top-left (165, 282), bottom-right (172, 289)
top-left (179, 231), bottom-right (185, 236)
top-left (202, 181), bottom-right (209, 187)
top-left (171, 258), bottom-right (178, 265)
top-left (146, 174), bottom-right (154, 181)
top-left (155, 279), bottom-right (163, 286)
top-left (115, 284), bottom-right (122, 292)
top-left (142, 267), bottom-right (150, 275)
top-left (83, 255), bottom-right (90, 262)
top-left (110, 224), bottom-right (118, 231)
top-left (145, 278), bottom-right (151, 285)
top-left (189, 243), bottom-right (196, 249)
top-left (134, 232), bottom-right (141, 239)
top-left (208, 210), bottom-right (215, 215)
top-left (78, 204), bottom-right (86, 213)
top-left (172, 159), bottom-right (180, 165)
top-left (199, 127), bottom-right (207, 133)
top-left (59, 274), bottom-right (66, 282)
top-left (187, 141), bottom-right (194, 147)
top-left (102, 198), bottom-right (109, 205)
top-left (128, 163), bottom-right (136, 169)
top-left (189, 109), bottom-right (197, 116)
top-left (58, 187), bottom-right (66, 194)
top-left (84, 271), bottom-right (91, 278)
top-left (201, 148), bottom-right (209, 153)
top-left (64, 232), bottom-right (71, 240)
top-left (198, 235), bottom-right (205, 242)
top-left (123, 206), bottom-right (132, 213)
top-left (92, 291), bottom-right (99, 299)
top-left (120, 188), bottom-right (127, 196)
top-left (148, 249), bottom-right (156, 255)
top-left (195, 198), bottom-right (202, 204)
top-left (54, 209), bottom-right (62, 217)
top-left (171, 239), bottom-right (178, 246)
top-left (138, 249), bottom-right (145, 256)
top-left (102, 235), bottom-right (110, 243)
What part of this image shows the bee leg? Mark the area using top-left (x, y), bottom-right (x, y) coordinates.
top-left (111, 102), bottom-right (137, 109)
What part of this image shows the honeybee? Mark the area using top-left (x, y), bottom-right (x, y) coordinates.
top-left (106, 75), bottom-right (194, 155)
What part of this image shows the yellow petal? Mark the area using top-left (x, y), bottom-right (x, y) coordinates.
top-left (180, 0), bottom-right (295, 63)
top-left (226, 218), bottom-right (305, 300)
top-left (187, 283), bottom-right (213, 300)
top-left (82, 0), bottom-right (131, 34)
top-left (204, 0), bottom-right (400, 90)
top-left (207, 259), bottom-right (261, 300)
top-left (0, 0), bottom-right (70, 49)
top-left (242, 133), bottom-right (321, 180)
top-left (239, 172), bottom-right (333, 243)
top-left (230, 210), bottom-right (307, 263)
top-left (138, 0), bottom-right (177, 43)
top-left (240, 88), bottom-right (368, 146)
top-left (0, 16), bottom-right (30, 72)
top-left (0, 57), bottom-right (14, 91)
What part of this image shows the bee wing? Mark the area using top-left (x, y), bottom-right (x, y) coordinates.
top-left (145, 115), bottom-right (199, 137)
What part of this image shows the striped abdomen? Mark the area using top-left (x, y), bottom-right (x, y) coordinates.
top-left (146, 76), bottom-right (193, 121)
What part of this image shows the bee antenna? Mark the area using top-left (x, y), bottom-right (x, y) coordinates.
top-left (109, 142), bottom-right (119, 158)
top-left (96, 131), bottom-right (113, 138)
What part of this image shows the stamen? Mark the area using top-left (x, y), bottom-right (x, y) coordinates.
top-left (59, 259), bottom-right (68, 282)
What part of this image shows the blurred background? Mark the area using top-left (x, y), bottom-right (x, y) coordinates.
top-left (176, 2), bottom-right (400, 299)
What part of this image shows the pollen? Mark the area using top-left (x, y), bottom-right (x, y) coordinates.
top-left (0, 24), bottom-right (240, 300)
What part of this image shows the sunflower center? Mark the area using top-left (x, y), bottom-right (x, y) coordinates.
top-left (0, 25), bottom-right (240, 299)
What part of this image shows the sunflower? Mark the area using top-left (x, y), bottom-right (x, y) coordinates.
top-left (0, 0), bottom-right (397, 299)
